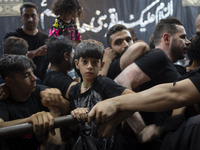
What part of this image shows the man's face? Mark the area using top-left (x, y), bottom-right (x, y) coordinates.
top-left (21, 7), bottom-right (39, 31)
top-left (10, 68), bottom-right (37, 99)
top-left (170, 25), bottom-right (191, 62)
top-left (110, 30), bottom-right (133, 55)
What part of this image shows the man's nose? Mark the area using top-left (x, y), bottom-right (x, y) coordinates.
top-left (122, 40), bottom-right (129, 48)
top-left (28, 17), bottom-right (33, 21)
top-left (185, 38), bottom-right (191, 46)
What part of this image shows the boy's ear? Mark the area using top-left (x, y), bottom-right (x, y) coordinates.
top-left (74, 59), bottom-right (80, 69)
top-left (100, 62), bottom-right (105, 71)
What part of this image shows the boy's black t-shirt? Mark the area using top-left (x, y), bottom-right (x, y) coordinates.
top-left (42, 71), bottom-right (74, 98)
top-left (68, 75), bottom-right (127, 150)
top-left (0, 84), bottom-right (48, 150)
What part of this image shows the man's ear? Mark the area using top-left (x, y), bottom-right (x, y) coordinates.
top-left (74, 59), bottom-right (80, 69)
top-left (163, 33), bottom-right (171, 45)
top-left (4, 77), bottom-right (13, 87)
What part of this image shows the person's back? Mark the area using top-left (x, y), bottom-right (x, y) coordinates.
top-left (42, 36), bottom-right (76, 99)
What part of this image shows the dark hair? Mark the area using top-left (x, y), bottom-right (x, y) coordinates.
top-left (0, 55), bottom-right (36, 80)
top-left (153, 17), bottom-right (183, 46)
top-left (46, 36), bottom-right (74, 64)
top-left (51, 0), bottom-right (82, 18)
top-left (20, 2), bottom-right (39, 14)
top-left (128, 28), bottom-right (138, 42)
top-left (106, 24), bottom-right (128, 47)
top-left (187, 35), bottom-right (200, 61)
top-left (2, 36), bottom-right (28, 55)
top-left (75, 39), bottom-right (104, 61)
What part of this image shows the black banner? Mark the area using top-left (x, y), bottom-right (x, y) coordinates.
top-left (0, 0), bottom-right (200, 57)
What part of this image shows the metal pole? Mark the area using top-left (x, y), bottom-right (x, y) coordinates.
top-left (0, 115), bottom-right (78, 139)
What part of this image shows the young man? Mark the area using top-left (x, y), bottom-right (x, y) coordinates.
top-left (99, 24), bottom-right (149, 78)
top-left (0, 55), bottom-right (69, 150)
top-left (4, 2), bottom-right (48, 80)
top-left (42, 36), bottom-right (77, 99)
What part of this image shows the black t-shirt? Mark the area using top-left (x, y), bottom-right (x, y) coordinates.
top-left (188, 71), bottom-right (200, 92)
top-left (4, 28), bottom-right (49, 80)
top-left (135, 49), bottom-right (181, 126)
top-left (68, 75), bottom-right (126, 150)
top-left (42, 71), bottom-right (74, 98)
top-left (0, 84), bottom-right (48, 150)
top-left (107, 57), bottom-right (121, 80)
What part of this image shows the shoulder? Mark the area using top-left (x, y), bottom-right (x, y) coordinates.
top-left (43, 71), bottom-right (73, 82)
top-left (136, 49), bottom-right (167, 65)
top-left (35, 84), bottom-right (49, 92)
top-left (4, 28), bottom-right (23, 40)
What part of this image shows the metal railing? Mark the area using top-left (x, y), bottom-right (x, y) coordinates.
top-left (0, 115), bottom-right (78, 139)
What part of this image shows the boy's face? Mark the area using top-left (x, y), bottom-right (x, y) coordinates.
top-left (75, 57), bottom-right (103, 81)
top-left (6, 68), bottom-right (37, 100)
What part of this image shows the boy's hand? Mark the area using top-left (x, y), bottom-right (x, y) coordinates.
top-left (71, 108), bottom-right (89, 122)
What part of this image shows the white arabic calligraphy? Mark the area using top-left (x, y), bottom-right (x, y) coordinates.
top-left (77, 0), bottom-right (173, 33)
top-left (39, 0), bottom-right (173, 33)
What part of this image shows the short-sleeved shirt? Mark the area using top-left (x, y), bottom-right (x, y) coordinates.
top-left (135, 49), bottom-right (181, 126)
top-left (42, 71), bottom-right (74, 98)
top-left (188, 70), bottom-right (200, 92)
top-left (68, 75), bottom-right (126, 150)
top-left (107, 57), bottom-right (121, 80)
top-left (0, 84), bottom-right (48, 150)
top-left (4, 28), bottom-right (49, 80)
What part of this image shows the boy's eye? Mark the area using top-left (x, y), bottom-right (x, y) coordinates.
top-left (82, 60), bottom-right (87, 64)
top-left (92, 61), bottom-right (98, 65)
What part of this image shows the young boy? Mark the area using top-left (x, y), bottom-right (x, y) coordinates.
top-left (69, 39), bottom-right (133, 150)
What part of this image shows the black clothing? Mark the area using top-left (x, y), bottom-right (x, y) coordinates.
top-left (107, 57), bottom-right (121, 80)
top-left (68, 75), bottom-right (127, 150)
top-left (160, 70), bottom-right (200, 150)
top-left (161, 114), bottom-right (200, 150)
top-left (135, 49), bottom-right (180, 126)
top-left (42, 71), bottom-right (74, 98)
top-left (4, 28), bottom-right (49, 80)
top-left (0, 84), bottom-right (48, 150)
